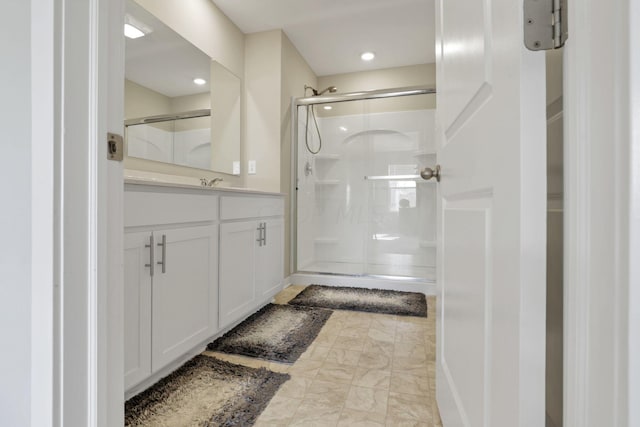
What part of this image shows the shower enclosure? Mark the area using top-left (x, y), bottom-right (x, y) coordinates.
top-left (292, 86), bottom-right (437, 282)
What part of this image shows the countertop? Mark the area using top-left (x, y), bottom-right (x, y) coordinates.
top-left (124, 172), bottom-right (285, 197)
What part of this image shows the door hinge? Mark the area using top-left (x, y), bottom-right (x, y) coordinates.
top-left (524, 0), bottom-right (568, 51)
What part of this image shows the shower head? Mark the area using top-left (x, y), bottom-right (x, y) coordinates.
top-left (316, 86), bottom-right (337, 96)
top-left (304, 84), bottom-right (338, 96)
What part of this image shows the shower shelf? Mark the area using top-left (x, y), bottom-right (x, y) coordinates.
top-left (315, 180), bottom-right (340, 185)
top-left (314, 238), bottom-right (339, 244)
top-left (413, 150), bottom-right (436, 157)
top-left (314, 154), bottom-right (340, 160)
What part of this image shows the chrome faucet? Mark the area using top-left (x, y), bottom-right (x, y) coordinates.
top-left (200, 177), bottom-right (224, 187)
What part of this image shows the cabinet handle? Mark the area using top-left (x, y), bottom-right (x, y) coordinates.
top-left (263, 222), bottom-right (267, 246)
top-left (157, 234), bottom-right (166, 274)
top-left (144, 233), bottom-right (155, 277)
top-left (256, 223), bottom-right (264, 247)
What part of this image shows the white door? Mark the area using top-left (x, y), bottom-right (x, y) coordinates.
top-left (434, 0), bottom-right (547, 426)
top-left (123, 232), bottom-right (152, 390)
top-left (256, 218), bottom-right (285, 301)
top-left (219, 221), bottom-right (258, 328)
top-left (152, 226), bottom-right (218, 371)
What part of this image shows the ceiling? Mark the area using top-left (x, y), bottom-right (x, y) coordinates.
top-left (210, 0), bottom-right (435, 77)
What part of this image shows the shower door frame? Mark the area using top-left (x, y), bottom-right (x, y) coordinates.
top-left (290, 85), bottom-right (436, 281)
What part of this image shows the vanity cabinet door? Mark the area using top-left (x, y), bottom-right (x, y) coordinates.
top-left (124, 231), bottom-right (153, 390)
top-left (219, 221), bottom-right (258, 329)
top-left (151, 225), bottom-right (218, 372)
top-left (255, 218), bottom-right (284, 301)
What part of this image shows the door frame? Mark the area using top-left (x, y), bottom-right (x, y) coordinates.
top-left (34, 0), bottom-right (639, 424)
top-left (564, 0), bottom-right (639, 424)
top-left (31, 0), bottom-right (124, 425)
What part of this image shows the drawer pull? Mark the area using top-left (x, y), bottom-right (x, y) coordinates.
top-left (256, 223), bottom-right (266, 246)
top-left (144, 233), bottom-right (155, 277)
top-left (157, 234), bottom-right (166, 274)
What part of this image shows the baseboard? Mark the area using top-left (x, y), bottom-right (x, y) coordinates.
top-left (282, 275), bottom-right (293, 289)
top-left (290, 272), bottom-right (437, 295)
top-left (125, 342), bottom-right (210, 401)
top-left (436, 359), bottom-right (467, 427)
top-left (124, 300), bottom-right (273, 401)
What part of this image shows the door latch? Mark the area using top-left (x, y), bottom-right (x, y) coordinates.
top-left (107, 132), bottom-right (123, 161)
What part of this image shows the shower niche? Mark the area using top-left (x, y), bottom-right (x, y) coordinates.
top-left (295, 90), bottom-right (437, 282)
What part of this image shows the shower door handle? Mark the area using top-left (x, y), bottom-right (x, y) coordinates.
top-left (420, 165), bottom-right (441, 182)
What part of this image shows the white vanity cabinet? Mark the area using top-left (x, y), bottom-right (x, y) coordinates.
top-left (123, 187), bottom-right (218, 391)
top-left (219, 195), bottom-right (285, 329)
top-left (255, 218), bottom-right (285, 300)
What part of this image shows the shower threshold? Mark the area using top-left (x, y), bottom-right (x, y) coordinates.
top-left (291, 269), bottom-right (437, 295)
top-left (298, 261), bottom-right (435, 282)
top-left (297, 270), bottom-right (431, 282)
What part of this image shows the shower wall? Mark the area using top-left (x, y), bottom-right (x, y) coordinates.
top-left (296, 95), bottom-right (436, 280)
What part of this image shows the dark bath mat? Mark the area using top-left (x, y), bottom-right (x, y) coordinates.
top-left (207, 303), bottom-right (333, 363)
top-left (125, 354), bottom-right (289, 427)
top-left (287, 284), bottom-right (428, 317)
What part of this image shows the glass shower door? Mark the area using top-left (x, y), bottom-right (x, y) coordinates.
top-left (361, 98), bottom-right (436, 280)
top-left (295, 92), bottom-right (436, 281)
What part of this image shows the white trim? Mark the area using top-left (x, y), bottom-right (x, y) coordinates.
top-left (564, 0), bottom-right (634, 424)
top-left (282, 275), bottom-right (294, 289)
top-left (629, 1), bottom-right (640, 423)
top-left (88, 0), bottom-right (100, 424)
top-left (31, 0), bottom-right (55, 425)
top-left (53, 0), bottom-right (124, 424)
top-left (102, 0), bottom-right (125, 425)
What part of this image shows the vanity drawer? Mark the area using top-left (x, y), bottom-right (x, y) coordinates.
top-left (220, 195), bottom-right (284, 220)
top-left (125, 190), bottom-right (218, 227)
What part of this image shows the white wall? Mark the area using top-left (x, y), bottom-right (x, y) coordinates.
top-left (0, 1), bottom-right (32, 425)
top-left (243, 30), bottom-right (319, 274)
top-left (319, 63), bottom-right (436, 92)
top-left (244, 30), bottom-right (283, 192)
top-left (170, 92), bottom-right (210, 113)
top-left (124, 79), bottom-right (171, 119)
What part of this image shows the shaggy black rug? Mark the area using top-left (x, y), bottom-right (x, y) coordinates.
top-left (125, 355), bottom-right (289, 426)
top-left (288, 285), bottom-right (428, 317)
top-left (207, 303), bottom-right (333, 363)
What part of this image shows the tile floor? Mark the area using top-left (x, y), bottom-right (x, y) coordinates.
top-left (204, 285), bottom-right (441, 427)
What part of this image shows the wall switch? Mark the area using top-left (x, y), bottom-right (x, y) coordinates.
top-left (232, 161), bottom-right (240, 175)
top-left (248, 160), bottom-right (257, 175)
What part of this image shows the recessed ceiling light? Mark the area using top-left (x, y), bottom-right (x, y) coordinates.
top-left (323, 105), bottom-right (333, 110)
top-left (124, 23), bottom-right (146, 39)
top-left (193, 78), bottom-right (207, 85)
top-left (339, 126), bottom-right (348, 132)
top-left (361, 52), bottom-right (375, 61)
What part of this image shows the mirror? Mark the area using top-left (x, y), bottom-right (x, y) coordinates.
top-left (124, 0), bottom-right (241, 175)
